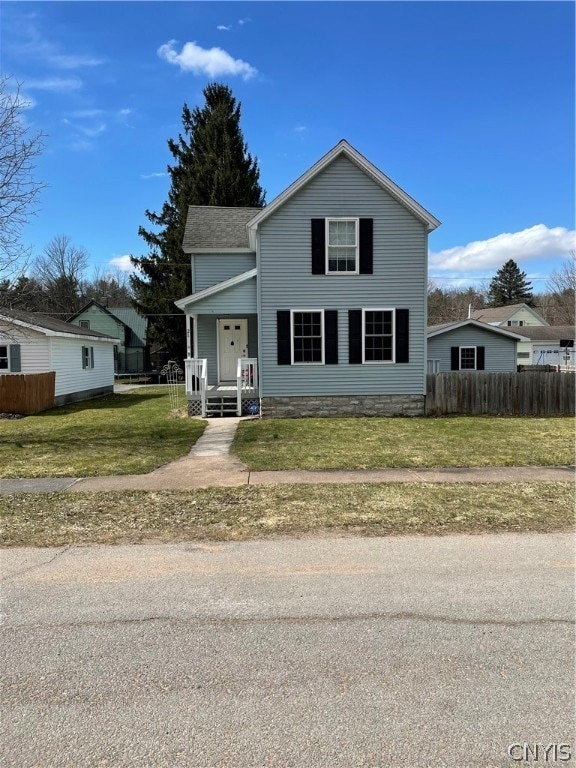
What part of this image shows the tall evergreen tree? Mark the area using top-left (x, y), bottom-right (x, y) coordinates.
top-left (487, 259), bottom-right (533, 306)
top-left (130, 83), bottom-right (265, 362)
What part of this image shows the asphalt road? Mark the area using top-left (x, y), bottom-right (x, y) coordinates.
top-left (1, 533), bottom-right (574, 768)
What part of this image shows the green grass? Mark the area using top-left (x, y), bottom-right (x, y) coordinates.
top-left (232, 416), bottom-right (576, 470)
top-left (0, 387), bottom-right (205, 478)
top-left (0, 483), bottom-right (572, 547)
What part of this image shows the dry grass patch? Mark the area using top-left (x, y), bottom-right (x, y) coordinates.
top-left (1, 482), bottom-right (572, 548)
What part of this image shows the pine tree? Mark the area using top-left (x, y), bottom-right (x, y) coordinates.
top-left (130, 83), bottom-right (265, 362)
top-left (487, 259), bottom-right (533, 306)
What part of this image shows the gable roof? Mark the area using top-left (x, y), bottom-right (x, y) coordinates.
top-left (470, 303), bottom-right (548, 326)
top-left (183, 206), bottom-right (262, 253)
top-left (427, 319), bottom-right (528, 341)
top-left (246, 139), bottom-right (441, 248)
top-left (69, 300), bottom-right (148, 345)
top-left (174, 268), bottom-right (257, 310)
top-left (0, 306), bottom-right (118, 341)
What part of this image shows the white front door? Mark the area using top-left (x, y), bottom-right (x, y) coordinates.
top-left (218, 319), bottom-right (248, 382)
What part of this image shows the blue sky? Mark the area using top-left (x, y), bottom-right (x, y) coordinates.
top-left (2, 1), bottom-right (574, 291)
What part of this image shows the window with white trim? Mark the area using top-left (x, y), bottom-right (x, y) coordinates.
top-left (427, 359), bottom-right (440, 373)
top-left (82, 346), bottom-right (95, 369)
top-left (459, 346), bottom-right (476, 370)
top-left (291, 310), bottom-right (324, 364)
top-left (363, 309), bottom-right (394, 363)
top-left (0, 345), bottom-right (8, 370)
top-left (326, 218), bottom-right (358, 273)
top-left (507, 320), bottom-right (524, 326)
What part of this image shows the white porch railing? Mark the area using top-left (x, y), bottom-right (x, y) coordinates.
top-left (185, 358), bottom-right (207, 416)
top-left (237, 357), bottom-right (258, 416)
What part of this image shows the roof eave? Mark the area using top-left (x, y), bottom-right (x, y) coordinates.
top-left (175, 268), bottom-right (257, 311)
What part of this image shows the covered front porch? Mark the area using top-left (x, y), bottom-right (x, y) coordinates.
top-left (185, 356), bottom-right (259, 417)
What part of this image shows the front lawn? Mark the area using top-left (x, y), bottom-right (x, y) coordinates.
top-left (232, 416), bottom-right (575, 470)
top-left (0, 388), bottom-right (205, 478)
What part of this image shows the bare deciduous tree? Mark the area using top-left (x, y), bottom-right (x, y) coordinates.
top-left (0, 76), bottom-right (46, 279)
top-left (34, 235), bottom-right (89, 315)
top-left (545, 253), bottom-right (576, 325)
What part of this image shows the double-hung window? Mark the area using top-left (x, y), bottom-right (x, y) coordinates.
top-left (0, 345), bottom-right (8, 370)
top-left (363, 309), bottom-right (395, 363)
top-left (326, 218), bottom-right (358, 274)
top-left (82, 346), bottom-right (95, 369)
top-left (459, 347), bottom-right (476, 370)
top-left (291, 310), bottom-right (324, 364)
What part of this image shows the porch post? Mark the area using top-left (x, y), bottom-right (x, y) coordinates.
top-left (192, 315), bottom-right (198, 358)
top-left (186, 313), bottom-right (192, 359)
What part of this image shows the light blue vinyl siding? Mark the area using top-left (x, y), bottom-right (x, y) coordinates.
top-left (197, 314), bottom-right (258, 385)
top-left (258, 155), bottom-right (428, 397)
top-left (194, 253), bottom-right (256, 292)
top-left (187, 277), bottom-right (256, 314)
top-left (428, 327), bottom-right (518, 372)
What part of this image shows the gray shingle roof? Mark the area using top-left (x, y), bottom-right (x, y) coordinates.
top-left (182, 206), bottom-right (262, 251)
top-left (0, 306), bottom-right (117, 339)
top-left (518, 325), bottom-right (575, 341)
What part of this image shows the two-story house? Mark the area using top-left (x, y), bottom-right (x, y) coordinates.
top-left (175, 140), bottom-right (440, 417)
top-left (68, 300), bottom-right (150, 374)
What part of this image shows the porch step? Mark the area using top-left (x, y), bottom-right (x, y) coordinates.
top-left (205, 396), bottom-right (238, 417)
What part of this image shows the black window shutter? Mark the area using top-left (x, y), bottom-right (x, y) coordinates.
top-left (359, 219), bottom-right (373, 274)
top-left (476, 346), bottom-right (485, 370)
top-left (451, 347), bottom-right (459, 370)
top-left (311, 219), bottom-right (325, 275)
top-left (9, 344), bottom-right (21, 372)
top-left (277, 311), bottom-right (291, 365)
top-left (82, 346), bottom-right (87, 369)
top-left (324, 310), bottom-right (338, 364)
top-left (348, 310), bottom-right (362, 364)
top-left (395, 309), bottom-right (409, 363)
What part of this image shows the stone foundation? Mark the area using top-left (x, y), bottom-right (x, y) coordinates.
top-left (261, 394), bottom-right (425, 418)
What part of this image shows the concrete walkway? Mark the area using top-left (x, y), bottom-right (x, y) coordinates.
top-left (0, 417), bottom-right (573, 493)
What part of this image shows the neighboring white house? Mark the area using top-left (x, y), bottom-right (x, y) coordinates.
top-left (0, 307), bottom-right (118, 406)
top-left (519, 325), bottom-right (576, 369)
top-left (470, 303), bottom-right (548, 365)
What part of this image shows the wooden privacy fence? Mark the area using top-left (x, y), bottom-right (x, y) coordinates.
top-left (426, 372), bottom-right (575, 416)
top-left (0, 373), bottom-right (56, 414)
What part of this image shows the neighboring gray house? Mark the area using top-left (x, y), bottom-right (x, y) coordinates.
top-left (0, 306), bottom-right (117, 406)
top-left (470, 303), bottom-right (548, 328)
top-left (68, 300), bottom-right (149, 373)
top-left (427, 320), bottom-right (526, 373)
top-left (175, 140), bottom-right (440, 417)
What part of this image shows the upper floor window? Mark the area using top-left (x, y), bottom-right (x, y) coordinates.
top-left (0, 345), bottom-right (8, 370)
top-left (507, 320), bottom-right (524, 326)
top-left (326, 218), bottom-right (358, 274)
top-left (79, 320), bottom-right (90, 329)
top-left (291, 310), bottom-right (324, 364)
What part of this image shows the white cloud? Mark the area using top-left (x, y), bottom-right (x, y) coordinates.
top-left (48, 53), bottom-right (104, 69)
top-left (238, 18), bottom-right (251, 26)
top-left (157, 40), bottom-right (257, 80)
top-left (25, 77), bottom-right (82, 91)
top-left (294, 125), bottom-right (307, 133)
top-left (429, 225), bottom-right (576, 273)
top-left (70, 109), bottom-right (105, 118)
top-left (62, 117), bottom-right (106, 137)
top-left (109, 255), bottom-right (137, 273)
top-left (217, 25), bottom-right (232, 31)
top-left (140, 172), bottom-right (166, 179)
top-left (118, 108), bottom-right (132, 116)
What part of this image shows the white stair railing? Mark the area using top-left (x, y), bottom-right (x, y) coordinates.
top-left (237, 357), bottom-right (258, 416)
top-left (185, 358), bottom-right (207, 417)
